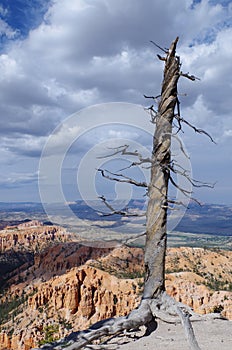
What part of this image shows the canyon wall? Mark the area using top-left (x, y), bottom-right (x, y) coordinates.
top-left (0, 224), bottom-right (231, 350)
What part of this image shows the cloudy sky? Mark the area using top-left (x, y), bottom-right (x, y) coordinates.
top-left (0, 0), bottom-right (232, 205)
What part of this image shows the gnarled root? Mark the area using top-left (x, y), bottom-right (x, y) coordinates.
top-left (34, 299), bottom-right (153, 350)
top-left (32, 293), bottom-right (209, 350)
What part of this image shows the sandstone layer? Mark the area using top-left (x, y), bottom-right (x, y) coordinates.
top-left (0, 224), bottom-right (231, 350)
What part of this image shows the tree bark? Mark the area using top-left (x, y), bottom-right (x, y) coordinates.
top-left (144, 37), bottom-right (180, 299)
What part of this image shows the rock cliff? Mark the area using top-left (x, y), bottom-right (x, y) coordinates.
top-left (0, 265), bottom-right (141, 350)
top-left (0, 227), bottom-right (231, 350)
top-left (0, 221), bottom-right (74, 287)
top-left (0, 222), bottom-right (69, 253)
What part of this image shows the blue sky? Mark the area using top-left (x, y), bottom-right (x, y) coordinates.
top-left (0, 1), bottom-right (50, 32)
top-left (0, 0), bottom-right (232, 204)
top-left (0, 1), bottom-right (51, 48)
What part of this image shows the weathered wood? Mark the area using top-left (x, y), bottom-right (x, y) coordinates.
top-left (143, 37), bottom-right (180, 300)
top-left (33, 37), bottom-right (204, 350)
top-left (33, 300), bottom-right (154, 350)
top-left (176, 306), bottom-right (201, 350)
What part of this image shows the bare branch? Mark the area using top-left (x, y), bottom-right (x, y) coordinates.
top-left (98, 195), bottom-right (120, 214)
top-left (157, 54), bottom-right (166, 61)
top-left (169, 175), bottom-right (192, 196)
top-left (171, 160), bottom-right (189, 172)
top-left (167, 199), bottom-right (189, 208)
top-left (144, 105), bottom-right (159, 123)
top-left (143, 94), bottom-right (161, 100)
top-left (98, 195), bottom-right (143, 217)
top-left (174, 99), bottom-right (182, 133)
top-left (97, 144), bottom-right (130, 159)
top-left (150, 40), bottom-right (168, 53)
top-left (180, 72), bottom-right (201, 81)
top-left (118, 159), bottom-right (151, 172)
top-left (97, 144), bottom-right (152, 164)
top-left (175, 115), bottom-right (216, 143)
top-left (168, 164), bottom-right (215, 189)
top-left (169, 174), bottom-right (203, 206)
top-left (161, 203), bottom-right (180, 210)
top-left (123, 231), bottom-right (146, 245)
top-left (170, 133), bottom-right (190, 159)
top-left (97, 168), bottom-right (148, 188)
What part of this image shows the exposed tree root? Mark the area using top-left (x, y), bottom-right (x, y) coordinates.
top-left (34, 299), bottom-right (152, 350)
top-left (32, 292), bottom-right (224, 350)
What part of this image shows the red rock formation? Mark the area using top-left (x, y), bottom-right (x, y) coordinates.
top-left (1, 266), bottom-right (141, 350)
top-left (0, 243), bottom-right (231, 350)
top-left (166, 273), bottom-right (232, 319)
top-left (0, 224), bottom-right (70, 253)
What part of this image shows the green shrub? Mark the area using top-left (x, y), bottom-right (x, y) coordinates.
top-left (0, 295), bottom-right (26, 324)
top-left (38, 324), bottom-right (59, 345)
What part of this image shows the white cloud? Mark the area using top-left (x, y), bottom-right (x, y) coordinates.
top-left (0, 0), bottom-right (232, 202)
top-left (2, 134), bottom-right (46, 157)
top-left (108, 130), bottom-right (139, 140)
top-left (0, 171), bottom-right (38, 188)
top-left (0, 5), bottom-right (8, 17)
top-left (223, 130), bottom-right (232, 138)
top-left (183, 94), bottom-right (217, 126)
top-left (0, 54), bottom-right (19, 77)
top-left (43, 123), bottom-right (82, 156)
top-left (0, 18), bottom-right (18, 39)
top-left (1, 0), bottom-right (230, 140)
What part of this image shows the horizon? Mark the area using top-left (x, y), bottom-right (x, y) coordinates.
top-left (0, 199), bottom-right (232, 206)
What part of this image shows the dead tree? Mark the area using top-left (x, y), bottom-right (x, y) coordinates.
top-left (34, 37), bottom-right (216, 350)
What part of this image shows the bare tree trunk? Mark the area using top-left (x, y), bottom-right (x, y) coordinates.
top-left (144, 37), bottom-right (180, 299)
top-left (33, 37), bottom-right (207, 350)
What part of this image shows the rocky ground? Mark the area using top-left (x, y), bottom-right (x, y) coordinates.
top-left (110, 318), bottom-right (232, 350)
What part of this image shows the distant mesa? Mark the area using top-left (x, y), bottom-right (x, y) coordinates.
top-left (5, 220), bottom-right (44, 231)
